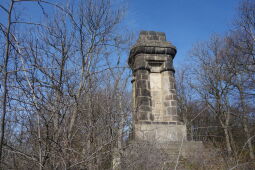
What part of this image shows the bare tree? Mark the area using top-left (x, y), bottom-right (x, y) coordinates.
top-left (189, 36), bottom-right (237, 156)
top-left (0, 1), bottom-right (14, 167)
top-left (1, 0), bottom-right (131, 169)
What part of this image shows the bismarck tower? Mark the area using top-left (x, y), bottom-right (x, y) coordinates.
top-left (128, 31), bottom-right (187, 142)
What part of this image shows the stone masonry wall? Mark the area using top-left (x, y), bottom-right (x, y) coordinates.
top-left (128, 31), bottom-right (187, 142)
top-left (129, 31), bottom-right (178, 124)
top-left (134, 69), bottom-right (151, 121)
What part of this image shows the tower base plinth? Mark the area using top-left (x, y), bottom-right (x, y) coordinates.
top-left (135, 122), bottom-right (187, 142)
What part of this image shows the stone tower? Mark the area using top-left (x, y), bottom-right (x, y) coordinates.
top-left (128, 31), bottom-right (186, 142)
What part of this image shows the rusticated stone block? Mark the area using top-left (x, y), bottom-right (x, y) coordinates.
top-left (136, 96), bottom-right (151, 106)
top-left (139, 105), bottom-right (151, 112)
top-left (171, 100), bottom-right (177, 106)
top-left (167, 107), bottom-right (177, 115)
top-left (137, 69), bottom-right (148, 74)
top-left (164, 101), bottom-right (171, 107)
top-left (139, 111), bottom-right (149, 120)
top-left (136, 80), bottom-right (147, 88)
top-left (172, 115), bottom-right (178, 121)
top-left (141, 74), bottom-right (148, 80)
top-left (140, 89), bottom-right (150, 96)
top-left (165, 95), bottom-right (172, 100)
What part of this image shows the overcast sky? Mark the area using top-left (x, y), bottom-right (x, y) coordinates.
top-left (127, 0), bottom-right (240, 68)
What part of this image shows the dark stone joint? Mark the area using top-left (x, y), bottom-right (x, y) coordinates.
top-left (133, 67), bottom-right (150, 73)
top-left (160, 68), bottom-right (175, 73)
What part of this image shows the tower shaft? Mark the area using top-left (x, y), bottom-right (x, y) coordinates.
top-left (129, 31), bottom-right (186, 142)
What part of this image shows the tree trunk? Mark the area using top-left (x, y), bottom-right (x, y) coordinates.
top-left (223, 126), bottom-right (232, 155)
top-left (112, 94), bottom-right (124, 170)
top-left (243, 120), bottom-right (255, 159)
top-left (238, 86), bottom-right (255, 160)
top-left (0, 1), bottom-right (14, 168)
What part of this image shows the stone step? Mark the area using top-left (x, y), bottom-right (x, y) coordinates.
top-left (154, 141), bottom-right (208, 160)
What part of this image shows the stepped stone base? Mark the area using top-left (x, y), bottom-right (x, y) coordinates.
top-left (135, 122), bottom-right (187, 142)
top-left (160, 141), bottom-right (205, 159)
top-left (122, 140), bottom-right (212, 170)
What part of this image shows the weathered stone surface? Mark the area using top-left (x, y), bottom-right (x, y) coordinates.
top-left (124, 31), bottom-right (217, 170)
top-left (138, 111), bottom-right (149, 120)
top-left (129, 31), bottom-right (186, 142)
top-left (135, 123), bottom-right (187, 142)
top-left (122, 140), bottom-right (224, 170)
